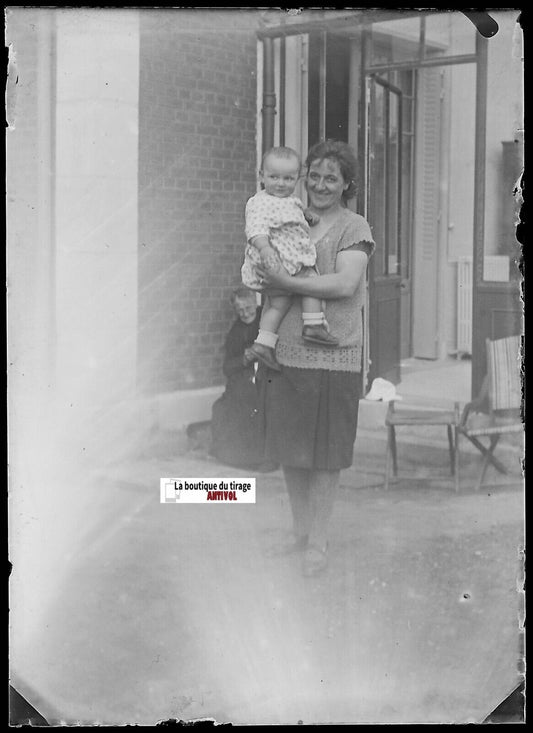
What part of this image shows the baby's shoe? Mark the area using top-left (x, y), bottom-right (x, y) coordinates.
top-left (302, 324), bottom-right (338, 347)
top-left (249, 343), bottom-right (281, 371)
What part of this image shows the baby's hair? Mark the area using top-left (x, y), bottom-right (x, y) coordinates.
top-left (230, 286), bottom-right (257, 305)
top-left (261, 146), bottom-right (301, 172)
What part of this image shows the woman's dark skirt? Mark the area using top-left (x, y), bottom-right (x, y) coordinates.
top-left (258, 365), bottom-right (362, 470)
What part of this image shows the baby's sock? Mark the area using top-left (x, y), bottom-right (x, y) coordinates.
top-left (255, 330), bottom-right (279, 349)
top-left (302, 312), bottom-right (326, 327)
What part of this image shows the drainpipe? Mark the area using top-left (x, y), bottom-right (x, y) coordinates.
top-left (279, 37), bottom-right (285, 146)
top-left (318, 30), bottom-right (327, 141)
top-left (471, 32), bottom-right (488, 399)
top-left (262, 37), bottom-right (276, 155)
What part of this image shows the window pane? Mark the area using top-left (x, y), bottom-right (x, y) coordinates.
top-left (424, 11), bottom-right (476, 58)
top-left (368, 11), bottom-right (476, 66)
top-left (397, 69), bottom-right (414, 132)
top-left (368, 81), bottom-right (386, 276)
top-left (387, 91), bottom-right (400, 275)
top-left (400, 128), bottom-right (413, 280)
top-left (370, 15), bottom-right (421, 66)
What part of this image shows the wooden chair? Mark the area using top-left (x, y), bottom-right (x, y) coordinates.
top-left (454, 335), bottom-right (523, 492)
top-left (384, 401), bottom-right (460, 491)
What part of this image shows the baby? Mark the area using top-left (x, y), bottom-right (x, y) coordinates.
top-left (241, 146), bottom-right (337, 371)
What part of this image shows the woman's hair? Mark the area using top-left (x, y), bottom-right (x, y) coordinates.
top-left (305, 139), bottom-right (358, 202)
top-left (230, 286), bottom-right (256, 305)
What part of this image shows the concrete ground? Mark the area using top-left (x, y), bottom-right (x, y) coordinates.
top-left (10, 357), bottom-right (524, 725)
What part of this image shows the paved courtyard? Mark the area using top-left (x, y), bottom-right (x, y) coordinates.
top-left (10, 425), bottom-right (524, 725)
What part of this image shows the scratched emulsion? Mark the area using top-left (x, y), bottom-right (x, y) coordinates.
top-left (6, 43), bottom-right (18, 130)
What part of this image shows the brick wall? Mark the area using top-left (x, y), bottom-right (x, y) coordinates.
top-left (138, 9), bottom-right (258, 393)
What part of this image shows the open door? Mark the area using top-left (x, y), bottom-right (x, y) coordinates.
top-left (366, 74), bottom-right (403, 385)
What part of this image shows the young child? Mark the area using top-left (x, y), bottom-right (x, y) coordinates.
top-left (241, 146), bottom-right (338, 371)
top-left (210, 287), bottom-right (276, 470)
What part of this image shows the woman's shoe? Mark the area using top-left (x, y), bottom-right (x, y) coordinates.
top-left (266, 534), bottom-right (308, 558)
top-left (249, 343), bottom-right (281, 371)
top-left (302, 325), bottom-right (338, 347)
top-left (302, 543), bottom-right (328, 577)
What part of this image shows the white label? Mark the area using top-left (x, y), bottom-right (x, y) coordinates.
top-left (160, 478), bottom-right (256, 504)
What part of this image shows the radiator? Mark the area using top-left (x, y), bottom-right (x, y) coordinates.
top-left (456, 256), bottom-right (511, 355)
top-left (457, 256), bottom-right (473, 355)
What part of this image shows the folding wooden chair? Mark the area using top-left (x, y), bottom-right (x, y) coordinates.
top-left (454, 335), bottom-right (523, 491)
top-left (384, 401), bottom-right (460, 491)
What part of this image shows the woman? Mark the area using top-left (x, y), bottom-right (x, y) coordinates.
top-left (210, 286), bottom-right (277, 471)
top-left (257, 139), bottom-right (374, 577)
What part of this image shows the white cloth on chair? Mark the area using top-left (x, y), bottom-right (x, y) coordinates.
top-left (364, 377), bottom-right (403, 402)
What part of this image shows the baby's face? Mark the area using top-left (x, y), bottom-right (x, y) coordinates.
top-left (234, 298), bottom-right (257, 324)
top-left (260, 155), bottom-right (300, 198)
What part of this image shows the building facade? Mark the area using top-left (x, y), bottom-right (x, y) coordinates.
top-left (7, 8), bottom-right (523, 427)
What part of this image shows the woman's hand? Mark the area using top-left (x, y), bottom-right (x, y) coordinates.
top-left (303, 208), bottom-right (321, 227)
top-left (243, 347), bottom-right (257, 366)
top-left (256, 250), bottom-right (292, 289)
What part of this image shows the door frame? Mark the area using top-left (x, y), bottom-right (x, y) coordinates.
top-left (258, 13), bottom-right (492, 398)
top-left (365, 72), bottom-right (404, 385)
top-left (356, 24), bottom-right (488, 396)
